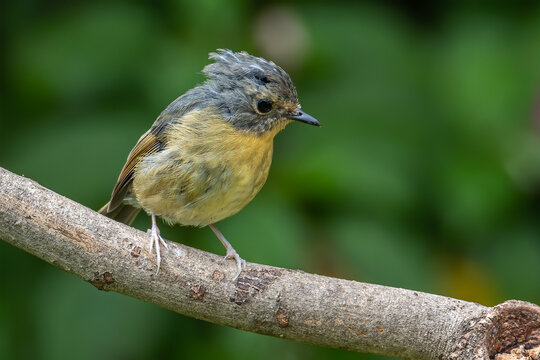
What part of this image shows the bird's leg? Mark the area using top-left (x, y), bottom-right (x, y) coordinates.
top-left (147, 213), bottom-right (169, 274)
top-left (209, 224), bottom-right (246, 280)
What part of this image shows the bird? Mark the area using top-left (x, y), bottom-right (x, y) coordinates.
top-left (99, 49), bottom-right (320, 280)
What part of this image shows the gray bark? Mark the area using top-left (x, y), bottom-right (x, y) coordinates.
top-left (0, 166), bottom-right (538, 359)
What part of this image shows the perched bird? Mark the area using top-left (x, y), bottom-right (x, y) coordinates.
top-left (99, 49), bottom-right (319, 279)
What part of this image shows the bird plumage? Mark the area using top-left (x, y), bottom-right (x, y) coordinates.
top-left (99, 49), bottom-right (319, 278)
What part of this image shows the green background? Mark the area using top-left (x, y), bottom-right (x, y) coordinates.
top-left (1, 1), bottom-right (540, 359)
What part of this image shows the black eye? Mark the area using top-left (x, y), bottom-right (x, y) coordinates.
top-left (256, 99), bottom-right (273, 114)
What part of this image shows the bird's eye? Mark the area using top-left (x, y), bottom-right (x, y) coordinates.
top-left (256, 99), bottom-right (273, 114)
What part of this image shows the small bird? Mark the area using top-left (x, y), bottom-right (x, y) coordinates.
top-left (99, 49), bottom-right (319, 279)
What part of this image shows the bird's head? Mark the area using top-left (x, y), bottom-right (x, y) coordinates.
top-left (202, 49), bottom-right (319, 135)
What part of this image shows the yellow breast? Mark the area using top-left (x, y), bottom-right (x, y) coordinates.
top-left (132, 108), bottom-right (286, 227)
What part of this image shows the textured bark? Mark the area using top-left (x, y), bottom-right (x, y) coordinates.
top-left (0, 166), bottom-right (538, 359)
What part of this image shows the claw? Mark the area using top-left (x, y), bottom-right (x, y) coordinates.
top-left (148, 214), bottom-right (168, 274)
top-left (209, 224), bottom-right (246, 280)
top-left (225, 248), bottom-right (247, 281)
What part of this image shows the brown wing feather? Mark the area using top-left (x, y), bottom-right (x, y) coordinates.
top-left (107, 130), bottom-right (162, 211)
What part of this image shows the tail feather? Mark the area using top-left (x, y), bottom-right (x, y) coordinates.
top-left (98, 201), bottom-right (141, 226)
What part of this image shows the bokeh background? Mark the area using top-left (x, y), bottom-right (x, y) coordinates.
top-left (1, 1), bottom-right (540, 359)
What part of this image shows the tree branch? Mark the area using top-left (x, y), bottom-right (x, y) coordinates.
top-left (0, 166), bottom-right (538, 360)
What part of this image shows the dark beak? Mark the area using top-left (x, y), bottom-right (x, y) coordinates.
top-left (287, 110), bottom-right (320, 126)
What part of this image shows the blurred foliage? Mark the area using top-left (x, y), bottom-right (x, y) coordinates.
top-left (1, 1), bottom-right (540, 359)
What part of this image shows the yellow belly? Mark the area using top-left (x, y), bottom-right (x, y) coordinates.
top-left (132, 109), bottom-right (283, 227)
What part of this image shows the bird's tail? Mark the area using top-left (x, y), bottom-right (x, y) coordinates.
top-left (98, 201), bottom-right (141, 226)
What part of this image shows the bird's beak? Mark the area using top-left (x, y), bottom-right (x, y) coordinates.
top-left (287, 110), bottom-right (320, 126)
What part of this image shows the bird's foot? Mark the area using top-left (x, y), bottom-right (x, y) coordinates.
top-left (209, 224), bottom-right (246, 280)
top-left (147, 214), bottom-right (169, 274)
top-left (225, 248), bottom-right (247, 281)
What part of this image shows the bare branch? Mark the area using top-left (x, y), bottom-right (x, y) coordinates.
top-left (0, 166), bottom-right (538, 359)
